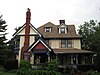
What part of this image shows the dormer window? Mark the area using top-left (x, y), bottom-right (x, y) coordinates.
top-left (60, 27), bottom-right (65, 33)
top-left (58, 20), bottom-right (68, 34)
top-left (59, 27), bottom-right (67, 34)
top-left (45, 27), bottom-right (51, 32)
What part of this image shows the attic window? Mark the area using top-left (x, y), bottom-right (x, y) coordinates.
top-left (59, 27), bottom-right (67, 34)
top-left (45, 27), bottom-right (51, 32)
top-left (60, 27), bottom-right (65, 33)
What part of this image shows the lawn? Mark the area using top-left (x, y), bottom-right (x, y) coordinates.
top-left (0, 71), bottom-right (16, 75)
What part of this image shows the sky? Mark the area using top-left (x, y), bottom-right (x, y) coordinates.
top-left (0, 0), bottom-right (100, 40)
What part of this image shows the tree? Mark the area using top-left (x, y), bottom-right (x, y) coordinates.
top-left (6, 38), bottom-right (16, 59)
top-left (78, 20), bottom-right (100, 71)
top-left (0, 15), bottom-right (8, 59)
top-left (78, 20), bottom-right (100, 52)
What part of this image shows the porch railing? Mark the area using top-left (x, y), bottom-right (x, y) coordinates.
top-left (31, 63), bottom-right (47, 69)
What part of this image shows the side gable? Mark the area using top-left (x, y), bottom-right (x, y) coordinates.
top-left (28, 39), bottom-right (52, 53)
top-left (13, 23), bottom-right (41, 37)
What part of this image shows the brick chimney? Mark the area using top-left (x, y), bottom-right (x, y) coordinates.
top-left (24, 8), bottom-right (31, 48)
top-left (59, 20), bottom-right (65, 25)
top-left (21, 8), bottom-right (31, 61)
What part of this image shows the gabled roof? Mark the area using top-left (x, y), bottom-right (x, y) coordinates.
top-left (58, 23), bottom-right (67, 28)
top-left (13, 23), bottom-right (42, 37)
top-left (37, 22), bottom-right (82, 39)
top-left (28, 38), bottom-right (52, 52)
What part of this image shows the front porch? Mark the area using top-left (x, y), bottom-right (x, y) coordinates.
top-left (53, 48), bottom-right (94, 69)
top-left (30, 52), bottom-right (94, 69)
top-left (57, 53), bottom-right (94, 65)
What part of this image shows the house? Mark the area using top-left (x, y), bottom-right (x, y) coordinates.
top-left (13, 8), bottom-right (94, 69)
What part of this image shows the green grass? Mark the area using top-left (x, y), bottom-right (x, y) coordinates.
top-left (0, 71), bottom-right (16, 75)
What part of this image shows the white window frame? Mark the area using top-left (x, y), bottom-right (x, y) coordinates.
top-left (45, 27), bottom-right (51, 32)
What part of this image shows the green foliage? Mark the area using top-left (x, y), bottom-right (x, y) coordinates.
top-left (65, 66), bottom-right (74, 74)
top-left (0, 15), bottom-right (7, 46)
top-left (78, 20), bottom-right (100, 72)
top-left (6, 38), bottom-right (16, 59)
top-left (33, 70), bottom-right (61, 75)
top-left (17, 69), bottom-right (61, 75)
top-left (19, 60), bottom-right (31, 69)
top-left (17, 60), bottom-right (32, 75)
top-left (86, 70), bottom-right (100, 75)
top-left (17, 59), bottom-right (61, 75)
top-left (0, 65), bottom-right (5, 71)
top-left (77, 65), bottom-right (93, 72)
top-left (0, 15), bottom-right (11, 59)
top-left (46, 59), bottom-right (59, 72)
top-left (16, 68), bottom-right (33, 75)
top-left (78, 20), bottom-right (100, 52)
top-left (0, 71), bottom-right (16, 75)
top-left (3, 59), bottom-right (18, 71)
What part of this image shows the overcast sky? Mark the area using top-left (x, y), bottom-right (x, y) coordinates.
top-left (0, 0), bottom-right (100, 40)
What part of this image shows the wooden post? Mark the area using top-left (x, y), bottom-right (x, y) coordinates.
top-left (76, 55), bottom-right (78, 64)
top-left (31, 54), bottom-right (34, 64)
top-left (71, 55), bottom-right (73, 64)
top-left (47, 53), bottom-right (50, 62)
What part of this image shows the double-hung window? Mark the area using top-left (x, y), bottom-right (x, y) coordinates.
top-left (61, 40), bottom-right (72, 48)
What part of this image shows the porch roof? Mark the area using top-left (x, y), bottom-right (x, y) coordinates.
top-left (53, 48), bottom-right (94, 54)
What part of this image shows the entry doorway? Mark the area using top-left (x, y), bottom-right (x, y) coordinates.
top-left (34, 53), bottom-right (48, 64)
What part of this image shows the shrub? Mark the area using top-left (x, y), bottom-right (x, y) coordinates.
top-left (17, 60), bottom-right (32, 75)
top-left (44, 59), bottom-right (61, 75)
top-left (0, 65), bottom-right (5, 71)
top-left (17, 68), bottom-right (33, 75)
top-left (46, 59), bottom-right (59, 72)
top-left (77, 65), bottom-right (93, 72)
top-left (3, 59), bottom-right (18, 71)
top-left (17, 59), bottom-right (61, 75)
top-left (65, 66), bottom-right (73, 74)
top-left (0, 59), bottom-right (5, 66)
top-left (19, 60), bottom-right (31, 69)
top-left (32, 70), bottom-right (61, 75)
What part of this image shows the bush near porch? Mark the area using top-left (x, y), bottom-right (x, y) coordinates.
top-left (1, 59), bottom-right (100, 75)
top-left (17, 59), bottom-right (61, 75)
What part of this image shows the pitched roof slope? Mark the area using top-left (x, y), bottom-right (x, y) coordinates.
top-left (53, 48), bottom-right (94, 54)
top-left (13, 23), bottom-right (42, 37)
top-left (37, 22), bottom-right (82, 39)
top-left (28, 38), bottom-right (53, 52)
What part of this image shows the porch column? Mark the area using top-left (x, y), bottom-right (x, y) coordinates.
top-left (82, 55), bottom-right (85, 64)
top-left (76, 55), bottom-right (78, 64)
top-left (30, 53), bottom-right (34, 64)
top-left (33, 54), bottom-right (34, 64)
top-left (47, 53), bottom-right (50, 62)
top-left (71, 55), bottom-right (73, 64)
top-left (92, 57), bottom-right (94, 64)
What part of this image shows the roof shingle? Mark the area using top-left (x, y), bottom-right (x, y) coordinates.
top-left (37, 22), bottom-right (82, 39)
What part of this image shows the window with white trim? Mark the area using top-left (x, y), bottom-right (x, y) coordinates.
top-left (45, 27), bottom-right (51, 32)
top-left (60, 27), bottom-right (65, 33)
top-left (61, 40), bottom-right (72, 48)
top-left (59, 27), bottom-right (67, 34)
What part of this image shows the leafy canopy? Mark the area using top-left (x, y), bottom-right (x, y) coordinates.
top-left (78, 20), bottom-right (100, 53)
